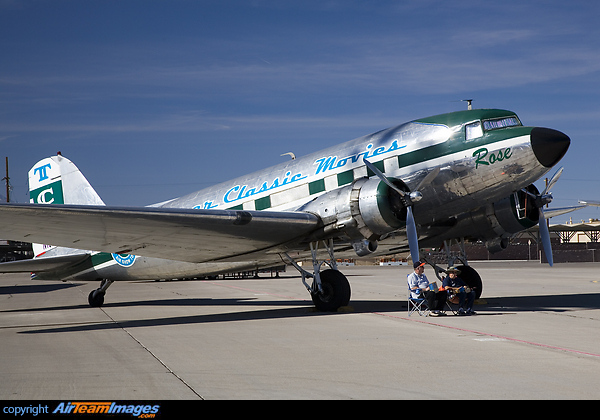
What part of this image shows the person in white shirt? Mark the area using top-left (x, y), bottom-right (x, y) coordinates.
top-left (407, 260), bottom-right (447, 316)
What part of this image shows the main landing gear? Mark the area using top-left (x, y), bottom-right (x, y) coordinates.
top-left (427, 238), bottom-right (483, 299)
top-left (284, 239), bottom-right (351, 312)
top-left (88, 279), bottom-right (114, 307)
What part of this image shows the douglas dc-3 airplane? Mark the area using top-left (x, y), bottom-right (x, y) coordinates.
top-left (0, 108), bottom-right (571, 311)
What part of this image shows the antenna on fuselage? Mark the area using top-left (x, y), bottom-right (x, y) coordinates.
top-left (281, 152), bottom-right (296, 160)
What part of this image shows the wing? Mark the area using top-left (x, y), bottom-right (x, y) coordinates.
top-left (0, 204), bottom-right (322, 263)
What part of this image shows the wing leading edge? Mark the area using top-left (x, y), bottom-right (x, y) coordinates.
top-left (0, 204), bottom-right (322, 264)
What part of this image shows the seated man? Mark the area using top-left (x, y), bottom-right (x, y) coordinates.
top-left (442, 266), bottom-right (476, 315)
top-left (407, 260), bottom-right (447, 316)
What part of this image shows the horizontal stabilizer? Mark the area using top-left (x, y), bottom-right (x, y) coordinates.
top-left (0, 254), bottom-right (89, 273)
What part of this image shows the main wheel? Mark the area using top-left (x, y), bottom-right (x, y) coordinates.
top-left (311, 269), bottom-right (351, 311)
top-left (88, 289), bottom-right (105, 307)
top-left (455, 265), bottom-right (483, 299)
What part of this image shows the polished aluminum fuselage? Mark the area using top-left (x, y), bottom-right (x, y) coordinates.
top-left (51, 110), bottom-right (558, 281)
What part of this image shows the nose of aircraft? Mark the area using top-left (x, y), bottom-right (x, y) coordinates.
top-left (531, 127), bottom-right (570, 168)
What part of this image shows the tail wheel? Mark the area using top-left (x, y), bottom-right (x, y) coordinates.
top-left (455, 265), bottom-right (483, 299)
top-left (311, 269), bottom-right (351, 311)
top-left (88, 289), bottom-right (105, 307)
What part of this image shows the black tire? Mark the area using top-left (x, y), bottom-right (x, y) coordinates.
top-left (311, 269), bottom-right (351, 311)
top-left (455, 265), bottom-right (483, 299)
top-left (88, 289), bottom-right (105, 307)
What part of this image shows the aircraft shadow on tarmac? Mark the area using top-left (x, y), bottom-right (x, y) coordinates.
top-left (480, 293), bottom-right (600, 313)
top-left (11, 291), bottom-right (600, 335)
top-left (0, 283), bottom-right (81, 295)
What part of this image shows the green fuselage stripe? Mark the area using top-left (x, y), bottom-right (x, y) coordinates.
top-left (398, 126), bottom-right (531, 168)
top-left (33, 252), bottom-right (115, 280)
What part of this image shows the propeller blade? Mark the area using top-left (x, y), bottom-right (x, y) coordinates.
top-left (363, 157), bottom-right (421, 261)
top-left (415, 167), bottom-right (440, 192)
top-left (406, 206), bottom-right (420, 263)
top-left (542, 166), bottom-right (563, 195)
top-left (363, 158), bottom-right (406, 197)
top-left (538, 208), bottom-right (553, 266)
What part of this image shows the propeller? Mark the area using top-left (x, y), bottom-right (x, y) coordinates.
top-left (363, 159), bottom-right (438, 263)
top-left (522, 166), bottom-right (563, 267)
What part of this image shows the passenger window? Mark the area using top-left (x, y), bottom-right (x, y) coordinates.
top-left (465, 121), bottom-right (483, 141)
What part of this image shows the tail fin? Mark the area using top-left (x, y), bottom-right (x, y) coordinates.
top-left (28, 153), bottom-right (104, 257)
top-left (29, 153), bottom-right (105, 206)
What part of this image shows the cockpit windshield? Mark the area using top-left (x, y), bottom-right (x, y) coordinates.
top-left (483, 116), bottom-right (521, 131)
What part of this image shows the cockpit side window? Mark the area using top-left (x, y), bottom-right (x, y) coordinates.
top-left (483, 116), bottom-right (521, 131)
top-left (465, 121), bottom-right (483, 141)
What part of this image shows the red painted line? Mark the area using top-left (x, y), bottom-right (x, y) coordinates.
top-left (375, 312), bottom-right (600, 358)
top-left (207, 281), bottom-right (600, 358)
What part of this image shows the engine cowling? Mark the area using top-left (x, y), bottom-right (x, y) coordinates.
top-left (492, 184), bottom-right (540, 234)
top-left (297, 177), bottom-right (409, 249)
top-left (433, 185), bottom-right (541, 253)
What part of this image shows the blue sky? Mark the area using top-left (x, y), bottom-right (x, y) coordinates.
top-left (1, 0), bottom-right (600, 224)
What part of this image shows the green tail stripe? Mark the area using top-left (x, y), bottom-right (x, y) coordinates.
top-left (30, 180), bottom-right (64, 204)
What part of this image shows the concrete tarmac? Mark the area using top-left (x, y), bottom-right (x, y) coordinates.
top-left (1, 261), bottom-right (599, 400)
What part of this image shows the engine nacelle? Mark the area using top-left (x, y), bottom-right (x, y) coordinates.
top-left (434, 185), bottom-right (541, 253)
top-left (492, 184), bottom-right (540, 234)
top-left (298, 177), bottom-right (408, 248)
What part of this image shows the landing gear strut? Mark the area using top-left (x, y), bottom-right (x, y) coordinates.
top-left (88, 279), bottom-right (114, 307)
top-left (283, 239), bottom-right (351, 311)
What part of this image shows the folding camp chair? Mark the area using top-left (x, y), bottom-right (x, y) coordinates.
top-left (444, 292), bottom-right (459, 315)
top-left (408, 288), bottom-right (430, 317)
top-left (445, 288), bottom-right (475, 315)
